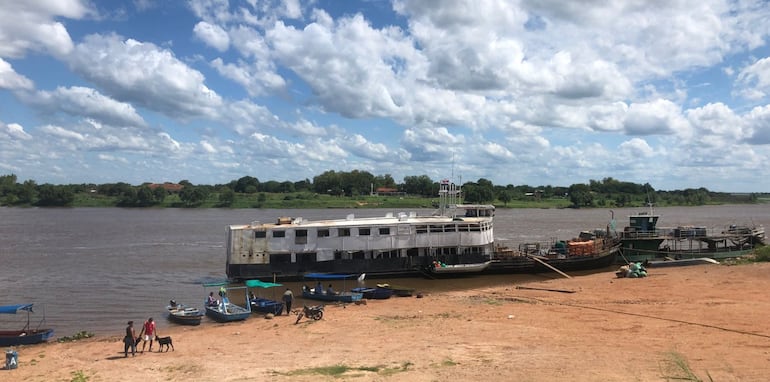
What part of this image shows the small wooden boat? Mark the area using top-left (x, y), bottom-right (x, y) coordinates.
top-left (643, 257), bottom-right (719, 268)
top-left (0, 303), bottom-right (54, 346)
top-left (202, 282), bottom-right (251, 323)
top-left (376, 283), bottom-right (415, 297)
top-left (245, 279), bottom-right (285, 316)
top-left (302, 273), bottom-right (364, 303)
top-left (205, 300), bottom-right (251, 322)
top-left (166, 302), bottom-right (203, 326)
top-left (302, 288), bottom-right (363, 303)
top-left (351, 287), bottom-right (394, 299)
top-left (429, 260), bottom-right (493, 275)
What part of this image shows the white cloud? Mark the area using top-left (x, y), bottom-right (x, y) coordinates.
top-left (686, 102), bottom-right (743, 139)
top-left (736, 57), bottom-right (770, 100)
top-left (193, 21), bottom-right (230, 51)
top-left (0, 122), bottom-right (33, 140)
top-left (743, 105), bottom-right (770, 144)
top-left (24, 86), bottom-right (147, 127)
top-left (0, 58), bottom-right (34, 90)
top-left (402, 127), bottom-right (463, 162)
top-left (0, 1), bottom-right (91, 58)
top-left (211, 58), bottom-right (286, 96)
top-left (619, 138), bottom-right (655, 158)
top-left (66, 33), bottom-right (224, 119)
top-left (624, 99), bottom-right (689, 136)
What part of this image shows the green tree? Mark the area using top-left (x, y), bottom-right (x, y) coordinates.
top-left (36, 184), bottom-right (75, 206)
top-left (498, 190), bottom-right (512, 206)
top-left (403, 175), bottom-right (434, 196)
top-left (179, 186), bottom-right (209, 207)
top-left (218, 188), bottom-right (235, 206)
top-left (568, 183), bottom-right (593, 208)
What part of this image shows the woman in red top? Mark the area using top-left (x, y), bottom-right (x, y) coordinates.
top-left (140, 317), bottom-right (156, 353)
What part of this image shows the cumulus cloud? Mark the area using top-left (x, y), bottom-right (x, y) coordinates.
top-left (402, 127), bottom-right (463, 162)
top-left (686, 103), bottom-right (743, 139)
top-left (619, 138), bottom-right (655, 158)
top-left (0, 0), bottom-right (91, 58)
top-left (743, 105), bottom-right (770, 145)
top-left (23, 86), bottom-right (147, 127)
top-left (66, 33), bottom-right (224, 119)
top-left (0, 58), bottom-right (34, 90)
top-left (193, 21), bottom-right (230, 51)
top-left (624, 99), bottom-right (689, 136)
top-left (0, 122), bottom-right (33, 140)
top-left (735, 57), bottom-right (770, 100)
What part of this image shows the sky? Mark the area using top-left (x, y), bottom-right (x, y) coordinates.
top-left (1, 1), bottom-right (769, 192)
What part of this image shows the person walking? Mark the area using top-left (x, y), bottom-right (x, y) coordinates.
top-left (140, 317), bottom-right (156, 353)
top-left (282, 287), bottom-right (294, 315)
top-left (123, 321), bottom-right (137, 357)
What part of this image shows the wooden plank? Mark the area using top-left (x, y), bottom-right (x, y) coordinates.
top-left (527, 254), bottom-right (572, 279)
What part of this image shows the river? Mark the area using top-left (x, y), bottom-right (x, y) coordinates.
top-left (1, 205), bottom-right (767, 336)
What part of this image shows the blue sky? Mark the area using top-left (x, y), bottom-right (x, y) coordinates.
top-left (1, 0), bottom-right (769, 192)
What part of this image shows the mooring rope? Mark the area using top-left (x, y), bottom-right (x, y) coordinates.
top-left (551, 300), bottom-right (770, 340)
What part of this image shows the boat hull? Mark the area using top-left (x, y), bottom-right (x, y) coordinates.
top-left (205, 304), bottom-right (250, 322)
top-left (301, 290), bottom-right (363, 303)
top-left (166, 306), bottom-right (203, 326)
top-left (351, 287), bottom-right (394, 299)
top-left (0, 329), bottom-right (54, 346)
top-left (644, 257), bottom-right (720, 267)
top-left (375, 284), bottom-right (415, 297)
top-left (486, 247), bottom-right (619, 275)
top-left (250, 298), bottom-right (284, 315)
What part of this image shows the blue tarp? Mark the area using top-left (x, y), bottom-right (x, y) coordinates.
top-left (303, 273), bottom-right (359, 280)
top-left (0, 304), bottom-right (33, 314)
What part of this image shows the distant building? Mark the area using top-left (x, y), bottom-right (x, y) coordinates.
top-left (371, 187), bottom-right (406, 197)
top-left (146, 182), bottom-right (184, 193)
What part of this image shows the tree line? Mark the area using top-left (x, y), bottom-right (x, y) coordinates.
top-left (0, 172), bottom-right (761, 208)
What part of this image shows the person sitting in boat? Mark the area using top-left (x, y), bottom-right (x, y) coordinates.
top-left (315, 281), bottom-right (323, 294)
top-left (206, 292), bottom-right (218, 307)
top-left (326, 284), bottom-right (336, 295)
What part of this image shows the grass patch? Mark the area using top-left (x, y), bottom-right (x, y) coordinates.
top-left (442, 359), bottom-right (458, 367)
top-left (275, 362), bottom-right (414, 377)
top-left (70, 370), bottom-right (90, 382)
top-left (58, 331), bottom-right (94, 342)
top-left (659, 351), bottom-right (712, 382)
top-left (751, 245), bottom-right (770, 262)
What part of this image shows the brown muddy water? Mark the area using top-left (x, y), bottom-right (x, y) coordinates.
top-left (1, 205), bottom-right (767, 336)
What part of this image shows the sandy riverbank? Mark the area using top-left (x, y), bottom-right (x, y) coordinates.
top-left (6, 262), bottom-right (770, 381)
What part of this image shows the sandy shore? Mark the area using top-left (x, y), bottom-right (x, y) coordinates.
top-left (6, 262), bottom-right (770, 381)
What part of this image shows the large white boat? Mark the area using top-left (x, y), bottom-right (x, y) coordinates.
top-left (225, 180), bottom-right (495, 281)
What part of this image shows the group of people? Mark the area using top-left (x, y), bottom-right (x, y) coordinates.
top-left (123, 317), bottom-right (160, 357)
top-left (308, 281), bottom-right (336, 295)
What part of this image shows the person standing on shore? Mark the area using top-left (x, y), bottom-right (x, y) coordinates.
top-left (140, 317), bottom-right (156, 353)
top-left (123, 321), bottom-right (137, 357)
top-left (282, 288), bottom-right (294, 315)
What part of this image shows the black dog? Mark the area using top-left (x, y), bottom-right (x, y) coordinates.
top-left (155, 335), bottom-right (174, 352)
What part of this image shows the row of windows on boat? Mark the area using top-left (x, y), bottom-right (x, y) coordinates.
top-left (252, 223), bottom-right (491, 239)
top-left (259, 246), bottom-right (488, 263)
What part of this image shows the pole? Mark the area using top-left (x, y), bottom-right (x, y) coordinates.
top-left (527, 254), bottom-right (572, 279)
